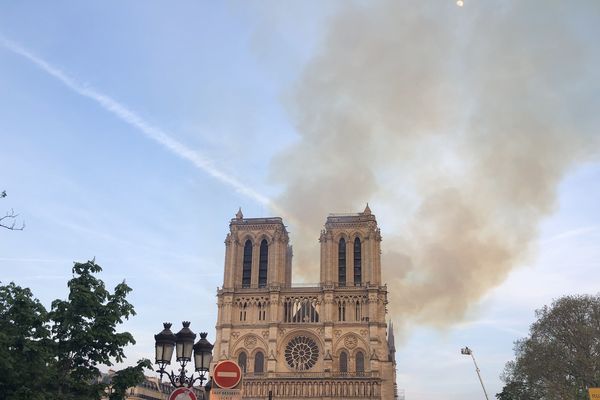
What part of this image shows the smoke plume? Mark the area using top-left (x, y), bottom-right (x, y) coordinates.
top-left (270, 1), bottom-right (600, 331)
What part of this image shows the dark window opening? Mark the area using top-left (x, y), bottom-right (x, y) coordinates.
top-left (338, 238), bottom-right (346, 285)
top-left (242, 240), bottom-right (252, 287)
top-left (258, 239), bottom-right (268, 287)
top-left (238, 352), bottom-right (247, 373)
top-left (354, 237), bottom-right (362, 285)
top-left (254, 351), bottom-right (264, 374)
top-left (339, 351), bottom-right (348, 373)
top-left (356, 351), bottom-right (365, 373)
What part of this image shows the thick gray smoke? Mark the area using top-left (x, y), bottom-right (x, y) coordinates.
top-left (270, 1), bottom-right (600, 331)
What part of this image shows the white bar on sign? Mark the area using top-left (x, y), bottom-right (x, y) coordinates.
top-left (217, 372), bottom-right (238, 377)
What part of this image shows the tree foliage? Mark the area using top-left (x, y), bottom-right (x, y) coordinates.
top-left (0, 283), bottom-right (51, 400)
top-left (0, 259), bottom-right (150, 400)
top-left (108, 359), bottom-right (153, 400)
top-left (497, 294), bottom-right (600, 400)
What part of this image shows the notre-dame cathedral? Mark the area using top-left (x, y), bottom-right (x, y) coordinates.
top-left (213, 205), bottom-right (398, 399)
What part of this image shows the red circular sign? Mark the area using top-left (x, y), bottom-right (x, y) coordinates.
top-left (213, 360), bottom-right (242, 389)
top-left (168, 387), bottom-right (197, 400)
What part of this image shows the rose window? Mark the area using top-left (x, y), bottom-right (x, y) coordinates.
top-left (284, 336), bottom-right (319, 371)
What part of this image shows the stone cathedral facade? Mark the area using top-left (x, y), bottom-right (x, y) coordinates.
top-left (213, 206), bottom-right (398, 399)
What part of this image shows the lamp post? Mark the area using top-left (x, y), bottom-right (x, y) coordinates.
top-left (154, 322), bottom-right (214, 389)
top-left (461, 346), bottom-right (490, 400)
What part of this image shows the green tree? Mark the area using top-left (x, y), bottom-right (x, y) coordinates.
top-left (497, 294), bottom-right (600, 400)
top-left (0, 259), bottom-right (150, 400)
top-left (0, 283), bottom-right (51, 400)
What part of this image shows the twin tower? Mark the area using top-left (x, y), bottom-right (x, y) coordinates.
top-left (214, 206), bottom-right (398, 399)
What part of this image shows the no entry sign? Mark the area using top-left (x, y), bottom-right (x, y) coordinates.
top-left (213, 360), bottom-right (242, 389)
top-left (168, 387), bottom-right (197, 400)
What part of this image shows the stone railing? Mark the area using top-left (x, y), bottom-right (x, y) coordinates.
top-left (240, 375), bottom-right (381, 399)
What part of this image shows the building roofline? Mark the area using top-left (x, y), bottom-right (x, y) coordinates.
top-left (230, 216), bottom-right (285, 225)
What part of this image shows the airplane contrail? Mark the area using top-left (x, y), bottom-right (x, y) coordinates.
top-left (0, 35), bottom-right (274, 208)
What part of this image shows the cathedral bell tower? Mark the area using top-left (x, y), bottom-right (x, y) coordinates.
top-left (319, 203), bottom-right (382, 287)
top-left (221, 208), bottom-right (292, 290)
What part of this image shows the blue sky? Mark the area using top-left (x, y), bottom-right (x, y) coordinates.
top-left (1, 2), bottom-right (599, 399)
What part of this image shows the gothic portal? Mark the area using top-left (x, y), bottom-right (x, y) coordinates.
top-left (214, 206), bottom-right (398, 399)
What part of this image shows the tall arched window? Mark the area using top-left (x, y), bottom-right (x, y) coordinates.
top-left (242, 240), bottom-right (252, 288)
top-left (338, 300), bottom-right (346, 322)
top-left (238, 352), bottom-right (247, 373)
top-left (258, 301), bottom-right (267, 321)
top-left (354, 237), bottom-right (362, 286)
top-left (356, 351), bottom-right (365, 373)
top-left (254, 351), bottom-right (265, 374)
top-left (240, 302), bottom-right (247, 321)
top-left (339, 351), bottom-right (348, 373)
top-left (258, 239), bottom-right (268, 288)
top-left (338, 238), bottom-right (346, 286)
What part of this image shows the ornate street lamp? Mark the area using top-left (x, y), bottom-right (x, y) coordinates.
top-left (155, 321), bottom-right (214, 388)
top-left (193, 332), bottom-right (214, 381)
top-left (155, 323), bottom-right (176, 370)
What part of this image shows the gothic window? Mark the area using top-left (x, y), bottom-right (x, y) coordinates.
top-left (240, 302), bottom-right (247, 321)
top-left (258, 301), bottom-right (267, 321)
top-left (339, 351), bottom-right (348, 373)
top-left (285, 336), bottom-right (319, 371)
top-left (258, 239), bottom-right (268, 288)
top-left (356, 351), bottom-right (365, 373)
top-left (238, 352), bottom-right (247, 373)
top-left (254, 351), bottom-right (265, 374)
top-left (355, 300), bottom-right (361, 321)
top-left (338, 300), bottom-right (346, 322)
top-left (338, 238), bottom-right (346, 286)
top-left (354, 237), bottom-right (362, 285)
top-left (242, 240), bottom-right (252, 288)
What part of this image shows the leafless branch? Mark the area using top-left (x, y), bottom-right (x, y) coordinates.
top-left (0, 208), bottom-right (25, 230)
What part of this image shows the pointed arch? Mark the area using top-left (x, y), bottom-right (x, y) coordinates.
top-left (355, 299), bottom-right (362, 321)
top-left (254, 351), bottom-right (265, 374)
top-left (338, 238), bottom-right (346, 286)
top-left (240, 302), bottom-right (247, 321)
top-left (242, 239), bottom-right (252, 288)
top-left (238, 351), bottom-right (247, 373)
top-left (353, 237), bottom-right (362, 285)
top-left (339, 351), bottom-right (348, 373)
top-left (258, 300), bottom-right (267, 321)
top-left (338, 299), bottom-right (346, 322)
top-left (356, 350), bottom-right (365, 373)
top-left (258, 239), bottom-right (268, 288)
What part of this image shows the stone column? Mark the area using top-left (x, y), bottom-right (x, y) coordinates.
top-left (251, 241), bottom-right (260, 287)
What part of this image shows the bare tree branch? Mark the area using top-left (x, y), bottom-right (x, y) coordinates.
top-left (1, 190), bottom-right (25, 231)
top-left (0, 209), bottom-right (25, 230)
